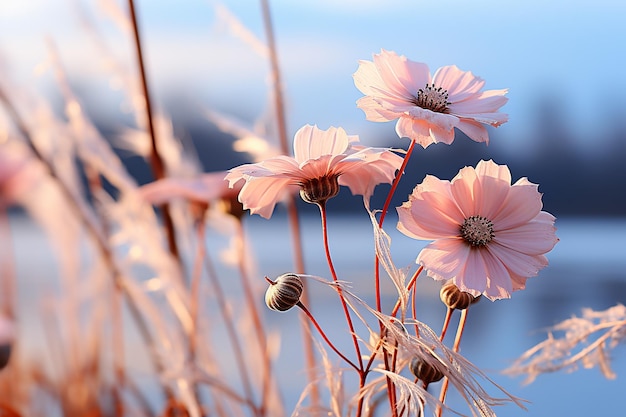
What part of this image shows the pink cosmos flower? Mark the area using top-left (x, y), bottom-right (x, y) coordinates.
top-left (353, 49), bottom-right (509, 148)
top-left (225, 124), bottom-right (403, 219)
top-left (396, 160), bottom-right (558, 300)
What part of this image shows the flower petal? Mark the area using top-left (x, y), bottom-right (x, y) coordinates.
top-left (455, 119), bottom-right (490, 144)
top-left (493, 182), bottom-right (543, 230)
top-left (494, 214), bottom-right (558, 255)
top-left (338, 147), bottom-right (402, 201)
top-left (397, 176), bottom-right (464, 240)
top-left (237, 176), bottom-right (296, 219)
top-left (479, 249), bottom-right (514, 300)
top-left (293, 125), bottom-right (350, 162)
top-left (433, 65), bottom-right (485, 101)
top-left (487, 242), bottom-right (549, 279)
top-left (418, 238), bottom-right (470, 281)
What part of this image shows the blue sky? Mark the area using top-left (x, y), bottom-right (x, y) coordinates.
top-left (1, 0), bottom-right (625, 157)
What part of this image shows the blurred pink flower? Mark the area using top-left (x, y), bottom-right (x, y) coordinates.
top-left (0, 144), bottom-right (42, 208)
top-left (138, 171), bottom-right (245, 218)
top-left (225, 124), bottom-right (403, 219)
top-left (353, 49), bottom-right (508, 148)
top-left (396, 160), bottom-right (558, 300)
top-left (139, 171), bottom-right (239, 206)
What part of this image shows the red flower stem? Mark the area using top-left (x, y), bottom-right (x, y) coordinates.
top-left (318, 202), bottom-right (364, 372)
top-left (411, 277), bottom-right (419, 337)
top-left (296, 301), bottom-right (361, 373)
top-left (437, 308), bottom-right (470, 417)
top-left (127, 0), bottom-right (180, 264)
top-left (372, 140), bottom-right (415, 416)
top-left (363, 266), bottom-right (422, 375)
top-left (260, 0), bottom-right (320, 403)
top-left (375, 139), bottom-right (417, 312)
top-left (439, 308), bottom-right (454, 343)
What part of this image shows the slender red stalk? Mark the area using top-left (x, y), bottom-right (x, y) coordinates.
top-left (374, 139), bottom-right (417, 312)
top-left (411, 276), bottom-right (419, 337)
top-left (317, 201), bottom-right (364, 372)
top-left (437, 308), bottom-right (470, 417)
top-left (127, 0), bottom-right (180, 263)
top-left (297, 302), bottom-right (361, 372)
top-left (362, 266), bottom-right (422, 379)
top-left (439, 308), bottom-right (454, 343)
top-left (371, 140), bottom-right (416, 416)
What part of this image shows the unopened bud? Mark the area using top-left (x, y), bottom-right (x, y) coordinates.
top-left (439, 280), bottom-right (480, 310)
top-left (409, 356), bottom-right (444, 384)
top-left (265, 273), bottom-right (304, 312)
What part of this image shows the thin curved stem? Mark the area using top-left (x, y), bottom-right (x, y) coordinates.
top-left (437, 308), bottom-right (470, 417)
top-left (363, 266), bottom-right (422, 376)
top-left (370, 140), bottom-right (416, 417)
top-left (439, 308), bottom-right (454, 343)
top-left (296, 302), bottom-right (360, 373)
top-left (317, 201), bottom-right (364, 372)
top-left (374, 139), bottom-right (417, 312)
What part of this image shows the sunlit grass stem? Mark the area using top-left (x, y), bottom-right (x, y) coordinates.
top-left (0, 85), bottom-right (176, 404)
top-left (127, 0), bottom-right (180, 264)
top-left (235, 219), bottom-right (279, 415)
top-left (199, 219), bottom-right (261, 416)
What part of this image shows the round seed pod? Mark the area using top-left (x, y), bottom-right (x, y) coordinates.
top-left (265, 273), bottom-right (304, 312)
top-left (439, 280), bottom-right (478, 310)
top-left (409, 356), bottom-right (444, 384)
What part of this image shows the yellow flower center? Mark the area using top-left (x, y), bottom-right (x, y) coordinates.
top-left (413, 83), bottom-right (450, 113)
top-left (299, 175), bottom-right (340, 205)
top-left (460, 215), bottom-right (494, 247)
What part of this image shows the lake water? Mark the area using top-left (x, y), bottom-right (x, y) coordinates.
top-left (7, 214), bottom-right (626, 416)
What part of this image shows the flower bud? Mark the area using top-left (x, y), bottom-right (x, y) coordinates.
top-left (299, 175), bottom-right (340, 205)
top-left (439, 280), bottom-right (480, 310)
top-left (409, 356), bottom-right (444, 384)
top-left (265, 273), bottom-right (304, 312)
